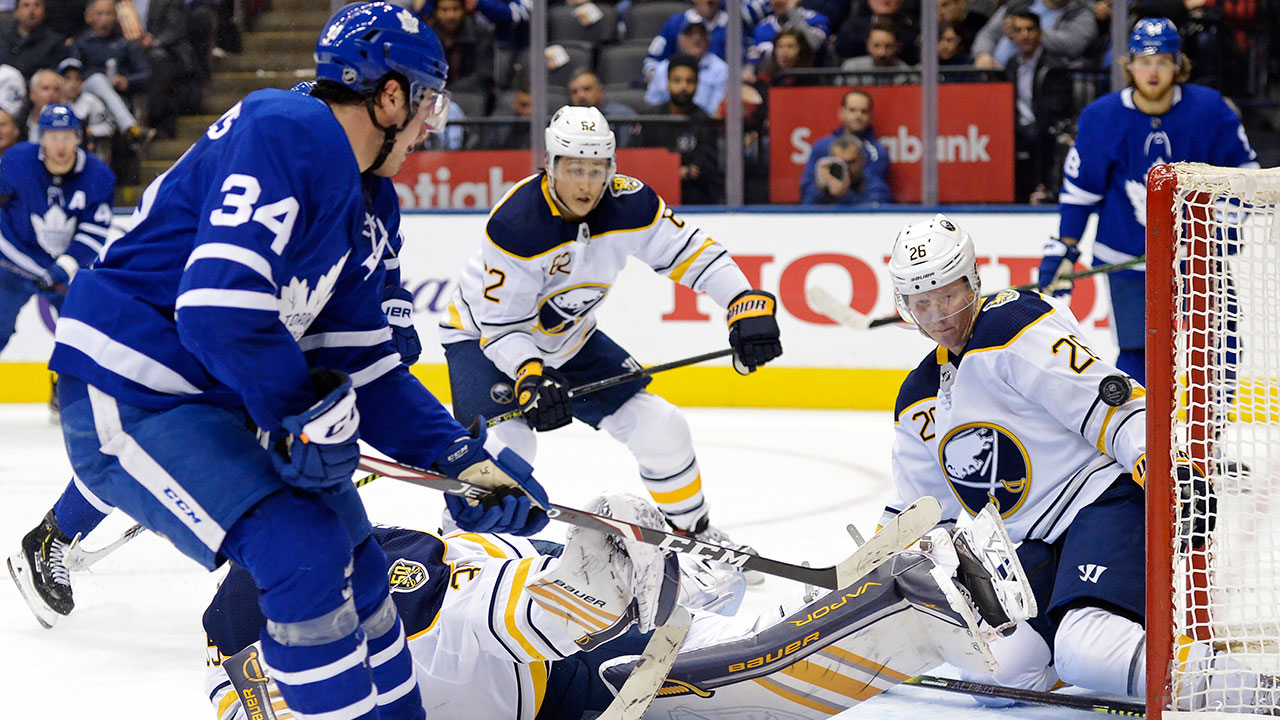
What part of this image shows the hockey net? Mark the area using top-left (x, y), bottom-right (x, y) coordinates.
top-left (1147, 162), bottom-right (1280, 719)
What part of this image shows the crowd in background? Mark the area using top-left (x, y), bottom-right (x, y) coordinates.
top-left (387, 0), bottom-right (1279, 205)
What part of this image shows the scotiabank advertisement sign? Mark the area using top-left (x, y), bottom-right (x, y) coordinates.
top-left (391, 149), bottom-right (682, 209)
top-left (770, 84), bottom-right (1015, 204)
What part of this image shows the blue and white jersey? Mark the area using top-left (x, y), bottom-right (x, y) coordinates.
top-left (49, 89), bottom-right (463, 467)
top-left (1058, 84), bottom-right (1258, 264)
top-left (748, 9), bottom-right (830, 64)
top-left (366, 173), bottom-right (406, 290)
top-left (0, 142), bottom-right (114, 284)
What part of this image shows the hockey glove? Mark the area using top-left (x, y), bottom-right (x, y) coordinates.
top-left (1177, 460), bottom-right (1216, 551)
top-left (515, 359), bottom-right (572, 432)
top-left (726, 290), bottom-right (782, 375)
top-left (1036, 237), bottom-right (1080, 298)
top-left (435, 423), bottom-right (549, 536)
top-left (381, 285), bottom-right (421, 366)
top-left (44, 254), bottom-right (79, 295)
top-left (272, 368), bottom-right (361, 493)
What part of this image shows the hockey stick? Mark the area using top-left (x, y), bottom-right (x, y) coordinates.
top-left (62, 522), bottom-right (146, 572)
top-left (359, 453), bottom-right (941, 589)
top-left (599, 604), bottom-right (692, 720)
top-left (482, 348), bottom-right (735, 427)
top-left (808, 255), bottom-right (1148, 331)
top-left (223, 645), bottom-right (281, 720)
top-left (903, 675), bottom-right (1145, 716)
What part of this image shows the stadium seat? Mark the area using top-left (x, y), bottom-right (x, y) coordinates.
top-left (548, 40), bottom-right (596, 88)
top-left (549, 4), bottom-right (620, 45)
top-left (449, 90), bottom-right (488, 120)
top-left (606, 86), bottom-right (651, 113)
top-left (624, 1), bottom-right (688, 42)
top-left (596, 40), bottom-right (651, 86)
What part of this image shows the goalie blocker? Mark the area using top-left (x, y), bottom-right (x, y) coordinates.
top-left (205, 504), bottom-right (1035, 720)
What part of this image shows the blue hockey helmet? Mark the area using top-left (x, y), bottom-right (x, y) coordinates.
top-left (1129, 17), bottom-right (1181, 59)
top-left (290, 80), bottom-right (316, 94)
top-left (38, 103), bottom-right (81, 132)
top-left (314, 1), bottom-right (449, 121)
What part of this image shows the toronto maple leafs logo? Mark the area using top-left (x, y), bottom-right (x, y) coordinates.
top-left (320, 21), bottom-right (342, 46)
top-left (360, 212), bottom-right (391, 280)
top-left (32, 205), bottom-right (76, 257)
top-left (279, 251), bottom-right (348, 340)
top-left (397, 8), bottom-right (419, 33)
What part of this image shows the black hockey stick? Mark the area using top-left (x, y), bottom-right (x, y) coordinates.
top-left (360, 453), bottom-right (941, 589)
top-left (482, 348), bottom-right (735, 427)
top-left (903, 675), bottom-right (1145, 716)
top-left (223, 645), bottom-right (281, 720)
top-left (808, 255), bottom-right (1148, 331)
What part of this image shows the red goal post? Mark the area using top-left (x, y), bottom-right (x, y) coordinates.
top-left (1147, 162), bottom-right (1280, 719)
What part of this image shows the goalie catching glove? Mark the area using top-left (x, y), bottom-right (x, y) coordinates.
top-left (527, 493), bottom-right (682, 648)
top-left (515, 359), bottom-right (572, 431)
top-left (726, 290), bottom-right (782, 375)
top-left (435, 422), bottom-right (550, 536)
top-left (271, 368), bottom-right (361, 493)
top-left (1036, 237), bottom-right (1080, 299)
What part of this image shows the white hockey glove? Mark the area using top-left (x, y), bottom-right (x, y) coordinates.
top-left (527, 494), bottom-right (681, 649)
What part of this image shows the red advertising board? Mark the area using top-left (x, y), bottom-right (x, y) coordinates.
top-left (392, 149), bottom-right (682, 209)
top-left (769, 83), bottom-right (1014, 204)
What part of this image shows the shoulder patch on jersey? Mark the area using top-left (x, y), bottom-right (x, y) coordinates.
top-left (966, 291), bottom-right (1054, 353)
top-left (590, 181), bottom-right (660, 237)
top-left (610, 174), bottom-right (644, 196)
top-left (388, 558), bottom-right (429, 593)
top-left (895, 353), bottom-right (941, 419)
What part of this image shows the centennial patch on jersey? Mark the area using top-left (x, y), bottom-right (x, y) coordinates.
top-left (388, 558), bottom-right (429, 593)
top-left (966, 292), bottom-right (1053, 353)
top-left (939, 423), bottom-right (1032, 518)
top-left (537, 284), bottom-right (608, 335)
top-left (611, 175), bottom-right (643, 196)
top-left (984, 289), bottom-right (1020, 310)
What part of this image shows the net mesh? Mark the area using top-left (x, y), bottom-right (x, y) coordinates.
top-left (1167, 162), bottom-right (1280, 713)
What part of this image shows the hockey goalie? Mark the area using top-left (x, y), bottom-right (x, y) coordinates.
top-left (202, 494), bottom-right (1035, 719)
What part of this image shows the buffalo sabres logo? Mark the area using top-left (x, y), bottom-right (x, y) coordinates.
top-left (939, 423), bottom-right (1032, 518)
top-left (490, 382), bottom-right (514, 404)
top-left (537, 284), bottom-right (608, 335)
top-left (388, 558), bottom-right (428, 593)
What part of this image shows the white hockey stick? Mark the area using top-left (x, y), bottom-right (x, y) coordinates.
top-left (599, 604), bottom-right (692, 720)
top-left (62, 522), bottom-right (145, 572)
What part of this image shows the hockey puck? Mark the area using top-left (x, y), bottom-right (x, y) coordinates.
top-left (1099, 374), bottom-right (1133, 407)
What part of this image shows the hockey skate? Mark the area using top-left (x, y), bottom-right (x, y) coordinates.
top-left (7, 510), bottom-right (76, 628)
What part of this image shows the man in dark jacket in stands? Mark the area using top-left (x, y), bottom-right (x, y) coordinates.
top-left (0, 0), bottom-right (67, 79)
top-left (637, 54), bottom-right (723, 205)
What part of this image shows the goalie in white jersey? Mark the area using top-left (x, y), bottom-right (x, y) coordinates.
top-left (439, 105), bottom-right (782, 546)
top-left (883, 213), bottom-right (1278, 711)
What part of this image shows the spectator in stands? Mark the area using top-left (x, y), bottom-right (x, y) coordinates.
top-left (972, 0), bottom-right (1096, 70)
top-left (637, 54), bottom-right (723, 204)
top-left (428, 0), bottom-right (495, 96)
top-left (0, 64), bottom-right (28, 118)
top-left (0, 108), bottom-right (19, 153)
top-left (800, 89), bottom-right (890, 204)
top-left (58, 57), bottom-right (110, 158)
top-left (747, 0), bottom-right (830, 72)
top-left (0, 0), bottom-right (68, 79)
top-left (938, 0), bottom-right (988, 54)
top-left (643, 0), bottom-right (766, 81)
top-left (44, 0), bottom-right (84, 38)
top-left (645, 21), bottom-right (727, 117)
top-left (125, 0), bottom-right (196, 136)
top-left (841, 19), bottom-right (913, 85)
top-left (756, 27), bottom-right (816, 86)
top-left (939, 21), bottom-right (973, 65)
top-left (1005, 10), bottom-right (1073, 203)
top-left (72, 0), bottom-right (151, 104)
top-left (803, 134), bottom-right (888, 205)
top-left (567, 67), bottom-right (638, 146)
top-left (835, 0), bottom-right (918, 64)
top-left (491, 81), bottom-right (532, 150)
top-left (22, 67), bottom-right (58, 140)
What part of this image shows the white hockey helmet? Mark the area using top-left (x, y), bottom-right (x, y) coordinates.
top-left (545, 105), bottom-right (616, 193)
top-left (888, 213), bottom-right (980, 324)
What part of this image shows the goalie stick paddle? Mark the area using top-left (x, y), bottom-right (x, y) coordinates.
top-left (599, 605), bottom-right (692, 720)
top-left (223, 645), bottom-right (281, 720)
top-left (483, 348), bottom-right (735, 427)
top-left (359, 454), bottom-right (941, 589)
top-left (903, 675), bottom-right (1145, 716)
top-left (808, 255), bottom-right (1148, 331)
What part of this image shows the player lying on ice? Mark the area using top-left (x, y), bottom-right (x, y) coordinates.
top-left (203, 492), bottom-right (1038, 720)
top-left (884, 213), bottom-right (1278, 712)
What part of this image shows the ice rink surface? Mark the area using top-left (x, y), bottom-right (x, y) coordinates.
top-left (0, 403), bottom-right (1127, 718)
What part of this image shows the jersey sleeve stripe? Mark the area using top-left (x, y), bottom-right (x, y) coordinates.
top-left (1060, 178), bottom-right (1104, 206)
top-left (72, 233), bottom-right (105, 255)
top-left (298, 328), bottom-right (393, 352)
top-left (0, 231), bottom-right (51, 281)
top-left (503, 558), bottom-right (550, 662)
top-left (348, 354), bottom-right (401, 389)
top-left (56, 318), bottom-right (202, 394)
top-left (667, 237), bottom-right (717, 283)
top-left (185, 243), bottom-right (276, 286)
top-left (1094, 404), bottom-right (1121, 453)
top-left (454, 532), bottom-right (514, 559)
top-left (687, 248), bottom-right (730, 289)
top-left (77, 222), bottom-right (111, 238)
top-left (485, 561), bottom-right (524, 663)
top-left (175, 288), bottom-right (279, 312)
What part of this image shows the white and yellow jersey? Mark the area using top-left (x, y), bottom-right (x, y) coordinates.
top-left (881, 291), bottom-right (1147, 543)
top-left (438, 172), bottom-right (751, 378)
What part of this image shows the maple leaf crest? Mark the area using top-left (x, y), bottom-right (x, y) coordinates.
top-left (32, 205), bottom-right (76, 257)
top-left (278, 251), bottom-right (349, 340)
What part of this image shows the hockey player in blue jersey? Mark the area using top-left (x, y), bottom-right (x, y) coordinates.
top-left (1040, 17), bottom-right (1258, 384)
top-left (41, 5), bottom-right (550, 720)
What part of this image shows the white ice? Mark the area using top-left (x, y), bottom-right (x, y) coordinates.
top-left (0, 404), bottom-right (1128, 718)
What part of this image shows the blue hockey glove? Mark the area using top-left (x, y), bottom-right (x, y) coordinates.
top-left (435, 423), bottom-right (549, 536)
top-left (272, 368), bottom-right (361, 493)
top-left (44, 254), bottom-right (79, 295)
top-left (726, 290), bottom-right (782, 375)
top-left (1036, 237), bottom-right (1080, 298)
top-left (515, 359), bottom-right (572, 432)
top-left (381, 285), bottom-right (421, 365)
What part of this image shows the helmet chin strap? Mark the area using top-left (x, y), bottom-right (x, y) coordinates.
top-left (363, 94), bottom-right (411, 174)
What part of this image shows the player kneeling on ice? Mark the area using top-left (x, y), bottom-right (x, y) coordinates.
top-left (203, 494), bottom-right (1039, 720)
top-left (439, 105), bottom-right (782, 559)
top-left (884, 213), bottom-right (1276, 711)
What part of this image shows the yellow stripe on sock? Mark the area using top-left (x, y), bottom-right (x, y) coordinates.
top-left (649, 475), bottom-right (703, 505)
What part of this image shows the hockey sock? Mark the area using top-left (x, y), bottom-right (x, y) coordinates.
top-left (351, 538), bottom-right (423, 720)
top-left (260, 615), bottom-right (377, 720)
top-left (599, 393), bottom-right (706, 530)
top-left (53, 476), bottom-right (112, 538)
top-left (1054, 605), bottom-right (1145, 697)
